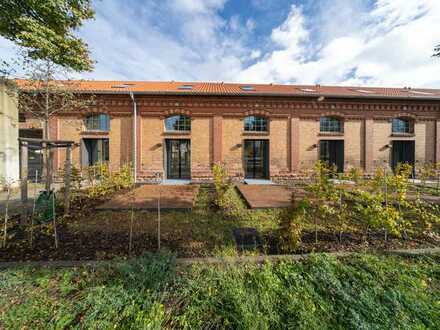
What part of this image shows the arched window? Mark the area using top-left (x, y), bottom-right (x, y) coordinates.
top-left (85, 113), bottom-right (110, 131)
top-left (165, 115), bottom-right (191, 131)
top-left (392, 117), bottom-right (413, 134)
top-left (244, 116), bottom-right (268, 132)
top-left (320, 116), bottom-right (342, 133)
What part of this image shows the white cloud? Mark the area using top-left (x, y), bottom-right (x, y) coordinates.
top-left (1, 0), bottom-right (439, 88)
top-left (76, 0), bottom-right (248, 81)
top-left (245, 18), bottom-right (256, 31)
top-left (238, 0), bottom-right (440, 87)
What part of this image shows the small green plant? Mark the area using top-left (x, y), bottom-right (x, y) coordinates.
top-left (346, 167), bottom-right (364, 185)
top-left (212, 163), bottom-right (231, 206)
top-left (307, 161), bottom-right (339, 242)
top-left (86, 163), bottom-right (133, 198)
top-left (277, 195), bottom-right (309, 252)
top-left (211, 163), bottom-right (250, 220)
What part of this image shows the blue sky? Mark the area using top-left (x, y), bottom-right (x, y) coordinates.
top-left (1, 0), bottom-right (440, 87)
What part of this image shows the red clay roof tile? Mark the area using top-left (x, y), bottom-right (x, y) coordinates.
top-left (14, 79), bottom-right (440, 100)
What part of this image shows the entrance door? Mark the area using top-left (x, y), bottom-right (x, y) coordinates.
top-left (82, 138), bottom-right (109, 166)
top-left (391, 140), bottom-right (415, 174)
top-left (166, 139), bottom-right (191, 179)
top-left (244, 140), bottom-right (269, 179)
top-left (319, 140), bottom-right (344, 173)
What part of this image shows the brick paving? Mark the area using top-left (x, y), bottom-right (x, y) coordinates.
top-left (96, 184), bottom-right (199, 210)
top-left (237, 184), bottom-right (306, 209)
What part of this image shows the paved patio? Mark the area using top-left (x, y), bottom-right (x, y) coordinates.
top-left (237, 184), bottom-right (307, 209)
top-left (96, 184), bottom-right (200, 210)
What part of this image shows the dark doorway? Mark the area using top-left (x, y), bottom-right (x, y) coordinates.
top-left (82, 138), bottom-right (109, 167)
top-left (391, 140), bottom-right (415, 174)
top-left (319, 140), bottom-right (344, 173)
top-left (166, 139), bottom-right (191, 179)
top-left (244, 140), bottom-right (269, 179)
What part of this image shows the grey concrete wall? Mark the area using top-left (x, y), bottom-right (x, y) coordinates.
top-left (0, 83), bottom-right (19, 186)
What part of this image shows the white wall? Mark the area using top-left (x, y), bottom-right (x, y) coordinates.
top-left (0, 83), bottom-right (19, 186)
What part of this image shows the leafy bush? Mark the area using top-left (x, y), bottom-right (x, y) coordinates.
top-left (277, 197), bottom-right (309, 252)
top-left (212, 163), bottom-right (250, 221)
top-left (212, 163), bottom-right (230, 205)
top-left (87, 163), bottom-right (133, 198)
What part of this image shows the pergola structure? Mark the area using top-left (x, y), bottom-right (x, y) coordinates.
top-left (18, 137), bottom-right (76, 215)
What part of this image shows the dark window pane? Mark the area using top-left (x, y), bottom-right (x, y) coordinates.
top-left (392, 118), bottom-right (412, 134)
top-left (165, 115), bottom-right (191, 131)
top-left (244, 116), bottom-right (267, 132)
top-left (320, 117), bottom-right (342, 132)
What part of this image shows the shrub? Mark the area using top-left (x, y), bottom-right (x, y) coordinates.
top-left (87, 163), bottom-right (133, 198)
top-left (277, 196), bottom-right (309, 252)
top-left (212, 163), bottom-right (231, 206)
top-left (212, 163), bottom-right (250, 221)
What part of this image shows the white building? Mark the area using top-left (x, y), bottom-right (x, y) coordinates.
top-left (0, 82), bottom-right (19, 187)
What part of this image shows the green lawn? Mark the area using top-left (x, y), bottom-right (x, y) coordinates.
top-left (1, 253), bottom-right (439, 329)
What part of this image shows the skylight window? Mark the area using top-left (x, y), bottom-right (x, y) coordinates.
top-left (240, 85), bottom-right (255, 91)
top-left (355, 89), bottom-right (375, 94)
top-left (111, 84), bottom-right (130, 88)
top-left (410, 90), bottom-right (434, 96)
top-left (178, 84), bottom-right (194, 90)
top-left (299, 88), bottom-right (316, 92)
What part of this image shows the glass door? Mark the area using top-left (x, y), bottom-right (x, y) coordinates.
top-left (83, 138), bottom-right (109, 166)
top-left (391, 140), bottom-right (415, 175)
top-left (319, 140), bottom-right (344, 173)
top-left (244, 140), bottom-right (269, 179)
top-left (166, 139), bottom-right (191, 179)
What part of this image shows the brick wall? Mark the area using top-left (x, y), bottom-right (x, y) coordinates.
top-left (18, 93), bottom-right (440, 183)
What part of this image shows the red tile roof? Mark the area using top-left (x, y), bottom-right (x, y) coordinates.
top-left (15, 80), bottom-right (440, 100)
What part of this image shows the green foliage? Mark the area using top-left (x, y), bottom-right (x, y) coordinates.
top-left (2, 254), bottom-right (439, 329)
top-left (277, 197), bottom-right (309, 252)
top-left (212, 163), bottom-right (251, 221)
top-left (0, 0), bottom-right (95, 71)
top-left (58, 165), bottom-right (83, 190)
top-left (417, 162), bottom-right (436, 185)
top-left (346, 167), bottom-right (364, 185)
top-left (304, 161), bottom-right (440, 240)
top-left (212, 163), bottom-right (231, 206)
top-left (87, 163), bottom-right (133, 198)
top-left (352, 190), bottom-right (401, 236)
top-left (172, 254), bottom-right (440, 329)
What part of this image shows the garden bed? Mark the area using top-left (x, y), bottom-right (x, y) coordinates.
top-left (1, 207), bottom-right (438, 262)
top-left (1, 163), bottom-right (440, 262)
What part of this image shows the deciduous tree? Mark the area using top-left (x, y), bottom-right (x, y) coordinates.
top-left (0, 0), bottom-right (95, 72)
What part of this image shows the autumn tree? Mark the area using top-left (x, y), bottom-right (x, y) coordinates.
top-left (0, 0), bottom-right (95, 72)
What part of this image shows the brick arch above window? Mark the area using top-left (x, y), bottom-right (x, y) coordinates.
top-left (316, 111), bottom-right (345, 120)
top-left (162, 109), bottom-right (191, 119)
top-left (244, 109), bottom-right (271, 117)
top-left (79, 109), bottom-right (111, 118)
top-left (392, 113), bottom-right (417, 120)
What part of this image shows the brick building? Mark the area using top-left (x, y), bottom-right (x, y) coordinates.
top-left (18, 81), bottom-right (440, 183)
